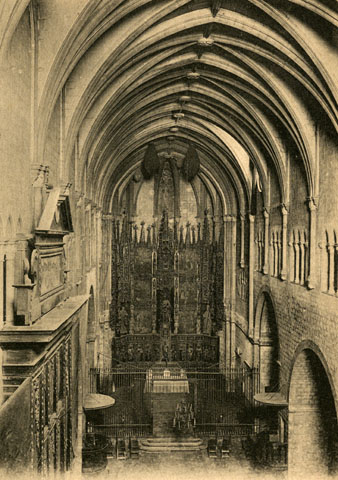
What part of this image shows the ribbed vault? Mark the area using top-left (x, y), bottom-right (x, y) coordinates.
top-left (4, 0), bottom-right (335, 213)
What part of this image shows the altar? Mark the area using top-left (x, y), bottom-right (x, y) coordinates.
top-left (144, 362), bottom-right (189, 393)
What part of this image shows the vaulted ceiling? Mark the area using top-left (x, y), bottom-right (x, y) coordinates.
top-left (4, 0), bottom-right (338, 213)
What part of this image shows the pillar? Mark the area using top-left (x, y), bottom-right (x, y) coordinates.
top-left (263, 208), bottom-right (270, 275)
top-left (239, 212), bottom-right (245, 268)
top-left (307, 197), bottom-right (318, 290)
top-left (224, 302), bottom-right (231, 369)
top-left (230, 216), bottom-right (237, 368)
top-left (280, 204), bottom-right (288, 280)
top-left (0, 243), bottom-right (4, 326)
top-left (231, 216), bottom-right (237, 306)
top-left (5, 241), bottom-right (16, 326)
top-left (248, 214), bottom-right (255, 338)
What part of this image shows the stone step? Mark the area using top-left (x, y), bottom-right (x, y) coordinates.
top-left (2, 376), bottom-right (26, 385)
top-left (3, 385), bottom-right (19, 393)
top-left (146, 437), bottom-right (200, 443)
top-left (140, 437), bottom-right (206, 452)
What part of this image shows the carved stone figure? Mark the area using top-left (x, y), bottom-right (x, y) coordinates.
top-left (161, 299), bottom-right (171, 333)
top-left (203, 304), bottom-right (212, 335)
top-left (127, 343), bottom-right (134, 362)
top-left (118, 306), bottom-right (129, 335)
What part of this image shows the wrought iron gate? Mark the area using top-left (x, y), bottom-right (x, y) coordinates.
top-left (88, 365), bottom-right (259, 438)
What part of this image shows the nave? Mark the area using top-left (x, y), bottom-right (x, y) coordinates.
top-left (0, 1), bottom-right (337, 479)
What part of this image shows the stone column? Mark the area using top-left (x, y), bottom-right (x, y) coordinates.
top-left (0, 243), bottom-right (4, 326)
top-left (307, 197), bottom-right (318, 290)
top-left (5, 241), bottom-right (16, 325)
top-left (224, 302), bottom-right (231, 368)
top-left (230, 312), bottom-right (236, 369)
top-left (102, 214), bottom-right (112, 310)
top-left (294, 232), bottom-right (300, 284)
top-left (231, 216), bottom-right (237, 307)
top-left (248, 214), bottom-right (255, 338)
top-left (31, 164), bottom-right (49, 230)
top-left (85, 201), bottom-right (92, 272)
top-left (263, 208), bottom-right (270, 275)
top-left (280, 204), bottom-right (288, 280)
top-left (76, 194), bottom-right (85, 287)
top-left (223, 215), bottom-right (231, 301)
top-left (239, 212), bottom-right (245, 268)
top-left (230, 217), bottom-right (237, 369)
top-left (328, 240), bottom-right (335, 295)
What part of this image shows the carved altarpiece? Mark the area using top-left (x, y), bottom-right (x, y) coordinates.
top-left (110, 146), bottom-right (224, 364)
top-left (110, 210), bottom-right (224, 364)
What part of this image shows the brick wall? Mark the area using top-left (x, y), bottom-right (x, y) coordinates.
top-left (252, 274), bottom-right (338, 404)
top-left (288, 349), bottom-right (336, 475)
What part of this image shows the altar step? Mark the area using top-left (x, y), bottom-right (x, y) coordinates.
top-left (139, 437), bottom-right (206, 452)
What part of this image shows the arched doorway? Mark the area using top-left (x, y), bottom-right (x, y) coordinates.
top-left (255, 292), bottom-right (279, 393)
top-left (289, 347), bottom-right (338, 476)
top-left (253, 292), bottom-right (280, 435)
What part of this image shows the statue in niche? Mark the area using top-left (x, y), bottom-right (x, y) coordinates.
top-left (118, 306), bottom-right (129, 335)
top-left (187, 344), bottom-right (194, 361)
top-left (196, 307), bottom-right (201, 334)
top-left (162, 344), bottom-right (169, 365)
top-left (136, 345), bottom-right (144, 362)
top-left (144, 343), bottom-right (151, 362)
top-left (127, 343), bottom-right (134, 362)
top-left (203, 304), bottom-right (212, 335)
top-left (196, 342), bottom-right (203, 361)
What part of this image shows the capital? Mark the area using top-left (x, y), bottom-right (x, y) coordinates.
top-left (307, 196), bottom-right (318, 212)
top-left (263, 207), bottom-right (270, 218)
top-left (280, 203), bottom-right (288, 216)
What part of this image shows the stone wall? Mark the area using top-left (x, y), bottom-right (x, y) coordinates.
top-left (252, 274), bottom-right (338, 404)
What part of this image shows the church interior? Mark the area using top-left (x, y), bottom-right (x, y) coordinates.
top-left (0, 0), bottom-right (337, 478)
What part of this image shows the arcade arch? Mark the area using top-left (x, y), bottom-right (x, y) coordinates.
top-left (289, 346), bottom-right (338, 476)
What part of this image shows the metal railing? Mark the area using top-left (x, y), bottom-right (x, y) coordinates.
top-left (195, 423), bottom-right (256, 437)
top-left (89, 366), bottom-right (260, 439)
top-left (92, 423), bottom-right (152, 438)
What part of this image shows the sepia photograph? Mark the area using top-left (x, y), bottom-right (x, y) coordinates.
top-left (0, 1), bottom-right (337, 479)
